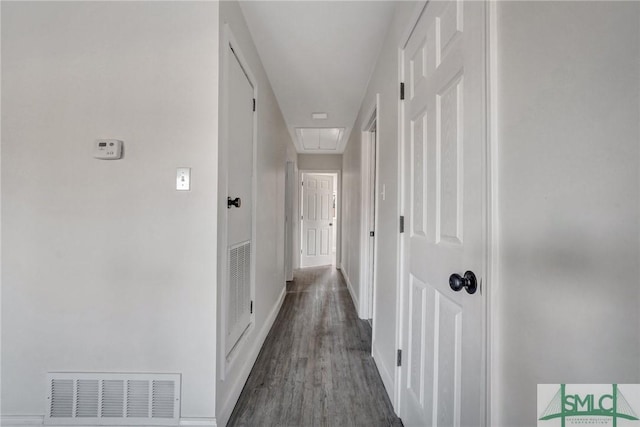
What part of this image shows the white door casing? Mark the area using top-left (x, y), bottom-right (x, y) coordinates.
top-left (301, 174), bottom-right (334, 268)
top-left (399, 0), bottom-right (487, 426)
top-left (363, 116), bottom-right (378, 321)
top-left (224, 41), bottom-right (255, 359)
top-left (368, 126), bottom-right (377, 321)
top-left (284, 161), bottom-right (295, 281)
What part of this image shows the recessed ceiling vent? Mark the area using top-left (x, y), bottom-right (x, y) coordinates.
top-left (296, 128), bottom-right (344, 151)
top-left (45, 372), bottom-right (181, 426)
top-left (311, 112), bottom-right (328, 120)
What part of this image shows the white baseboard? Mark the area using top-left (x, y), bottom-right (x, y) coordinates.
top-left (0, 416), bottom-right (44, 426)
top-left (179, 418), bottom-right (217, 426)
top-left (372, 343), bottom-right (396, 411)
top-left (340, 268), bottom-right (359, 315)
top-left (217, 285), bottom-right (287, 426)
top-left (0, 416), bottom-right (216, 427)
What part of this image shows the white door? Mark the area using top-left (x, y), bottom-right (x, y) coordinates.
top-left (226, 45), bottom-right (254, 355)
top-left (301, 174), bottom-right (334, 268)
top-left (400, 1), bottom-right (486, 426)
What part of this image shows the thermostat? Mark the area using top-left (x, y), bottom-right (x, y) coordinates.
top-left (94, 139), bottom-right (123, 160)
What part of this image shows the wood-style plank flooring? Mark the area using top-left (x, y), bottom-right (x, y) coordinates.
top-left (227, 266), bottom-right (402, 427)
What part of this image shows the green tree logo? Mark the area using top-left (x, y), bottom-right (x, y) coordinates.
top-left (539, 384), bottom-right (639, 427)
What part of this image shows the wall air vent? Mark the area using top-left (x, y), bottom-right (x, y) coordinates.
top-left (45, 373), bottom-right (180, 426)
top-left (227, 240), bottom-right (252, 356)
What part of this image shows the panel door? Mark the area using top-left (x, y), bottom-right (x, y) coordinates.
top-left (400, 0), bottom-right (486, 425)
top-left (226, 46), bottom-right (254, 354)
top-left (301, 174), bottom-right (334, 268)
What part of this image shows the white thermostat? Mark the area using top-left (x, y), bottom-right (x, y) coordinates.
top-left (94, 139), bottom-right (123, 160)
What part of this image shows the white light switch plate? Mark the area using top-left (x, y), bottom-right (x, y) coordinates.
top-left (176, 168), bottom-right (191, 191)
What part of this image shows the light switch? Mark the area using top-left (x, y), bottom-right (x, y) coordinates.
top-left (176, 168), bottom-right (191, 191)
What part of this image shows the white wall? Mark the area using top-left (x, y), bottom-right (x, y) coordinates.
top-left (494, 2), bottom-right (640, 425)
top-left (1, 1), bottom-right (219, 419)
top-left (216, 2), bottom-right (297, 426)
top-left (297, 154), bottom-right (342, 171)
top-left (340, 1), bottom-right (419, 403)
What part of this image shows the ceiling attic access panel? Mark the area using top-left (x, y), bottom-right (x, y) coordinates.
top-left (296, 128), bottom-right (344, 152)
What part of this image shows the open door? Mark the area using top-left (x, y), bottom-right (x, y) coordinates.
top-left (399, 0), bottom-right (487, 425)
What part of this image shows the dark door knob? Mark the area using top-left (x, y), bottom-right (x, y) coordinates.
top-left (227, 197), bottom-right (241, 209)
top-left (449, 271), bottom-right (477, 294)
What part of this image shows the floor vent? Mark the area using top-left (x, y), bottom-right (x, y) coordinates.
top-left (45, 373), bottom-right (180, 425)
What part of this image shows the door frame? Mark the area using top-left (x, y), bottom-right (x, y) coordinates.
top-left (394, 1), bottom-right (497, 423)
top-left (218, 24), bottom-right (258, 380)
top-left (284, 161), bottom-right (296, 281)
top-left (298, 170), bottom-right (341, 270)
top-left (360, 95), bottom-right (380, 321)
top-left (487, 2), bottom-right (499, 425)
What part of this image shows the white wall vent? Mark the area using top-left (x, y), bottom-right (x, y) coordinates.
top-left (226, 240), bottom-right (252, 356)
top-left (45, 373), bottom-right (180, 426)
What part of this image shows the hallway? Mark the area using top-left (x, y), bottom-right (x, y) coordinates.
top-left (227, 266), bottom-right (401, 426)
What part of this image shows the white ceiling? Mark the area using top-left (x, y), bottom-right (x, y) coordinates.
top-left (239, 1), bottom-right (396, 154)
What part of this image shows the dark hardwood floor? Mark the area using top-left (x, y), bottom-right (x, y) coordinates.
top-left (227, 265), bottom-right (402, 427)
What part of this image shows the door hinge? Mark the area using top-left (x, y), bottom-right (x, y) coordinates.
top-left (400, 82), bottom-right (405, 100)
top-left (301, 181), bottom-right (304, 186)
top-left (397, 349), bottom-right (402, 367)
top-left (399, 216), bottom-right (405, 233)
top-left (252, 98), bottom-right (256, 112)
top-left (370, 231), bottom-right (375, 237)
top-left (250, 300), bottom-right (253, 314)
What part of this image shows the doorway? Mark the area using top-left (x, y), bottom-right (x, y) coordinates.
top-left (284, 161), bottom-right (297, 281)
top-left (362, 102), bottom-right (379, 323)
top-left (219, 26), bottom-right (258, 372)
top-left (300, 172), bottom-right (339, 268)
top-left (397, 1), bottom-right (488, 425)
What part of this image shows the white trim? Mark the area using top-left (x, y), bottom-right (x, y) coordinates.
top-left (359, 95), bottom-right (380, 321)
top-left (216, 286), bottom-right (286, 427)
top-left (394, 2), bottom-right (422, 412)
top-left (284, 161), bottom-right (296, 281)
top-left (293, 162), bottom-right (301, 270)
top-left (0, 417), bottom-right (217, 427)
top-left (372, 344), bottom-right (394, 405)
top-left (179, 418), bottom-right (217, 427)
top-left (218, 23), bottom-right (259, 381)
top-left (394, 16), bottom-right (410, 412)
top-left (339, 268), bottom-right (359, 313)
top-left (1, 416), bottom-right (45, 426)
top-left (486, 1), bottom-right (500, 425)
